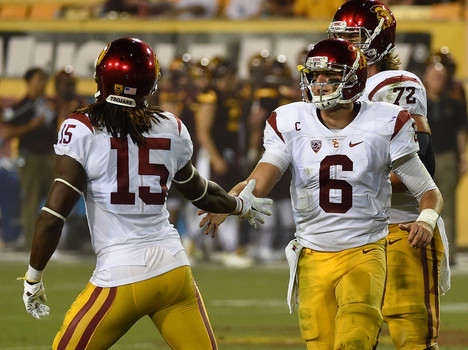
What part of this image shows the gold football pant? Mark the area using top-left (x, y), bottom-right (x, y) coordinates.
top-left (52, 266), bottom-right (217, 350)
top-left (297, 238), bottom-right (386, 350)
top-left (383, 224), bottom-right (444, 350)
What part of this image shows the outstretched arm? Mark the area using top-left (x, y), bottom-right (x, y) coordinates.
top-left (173, 161), bottom-right (273, 231)
top-left (198, 162), bottom-right (282, 236)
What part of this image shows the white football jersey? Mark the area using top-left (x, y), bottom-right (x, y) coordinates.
top-left (362, 70), bottom-right (427, 117)
top-left (362, 70), bottom-right (427, 223)
top-left (261, 101), bottom-right (419, 252)
top-left (54, 112), bottom-right (192, 277)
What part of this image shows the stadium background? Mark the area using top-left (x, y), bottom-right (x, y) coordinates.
top-left (0, 0), bottom-right (467, 248)
top-left (0, 1), bottom-right (468, 349)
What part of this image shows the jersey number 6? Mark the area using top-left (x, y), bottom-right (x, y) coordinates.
top-left (319, 155), bottom-right (353, 213)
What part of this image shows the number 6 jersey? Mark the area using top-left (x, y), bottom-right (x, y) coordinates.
top-left (260, 100), bottom-right (419, 252)
top-left (54, 112), bottom-right (192, 280)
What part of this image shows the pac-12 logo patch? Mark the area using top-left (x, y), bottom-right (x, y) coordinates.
top-left (114, 84), bottom-right (124, 95)
top-left (310, 140), bottom-right (322, 153)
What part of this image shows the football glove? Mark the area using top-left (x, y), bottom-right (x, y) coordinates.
top-left (21, 279), bottom-right (50, 320)
top-left (236, 179), bottom-right (273, 228)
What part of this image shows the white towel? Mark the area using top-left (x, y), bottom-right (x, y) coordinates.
top-left (437, 217), bottom-right (451, 294)
top-left (285, 239), bottom-right (303, 314)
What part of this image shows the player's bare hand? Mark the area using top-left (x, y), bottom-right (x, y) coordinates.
top-left (399, 221), bottom-right (433, 248)
top-left (198, 211), bottom-right (228, 237)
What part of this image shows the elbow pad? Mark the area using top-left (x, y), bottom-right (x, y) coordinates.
top-left (416, 132), bottom-right (435, 177)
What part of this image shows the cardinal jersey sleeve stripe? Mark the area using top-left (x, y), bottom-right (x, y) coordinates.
top-left (67, 113), bottom-right (94, 133)
top-left (368, 75), bottom-right (422, 101)
top-left (266, 112), bottom-right (285, 143)
top-left (172, 114), bottom-right (182, 135)
top-left (391, 110), bottom-right (412, 141)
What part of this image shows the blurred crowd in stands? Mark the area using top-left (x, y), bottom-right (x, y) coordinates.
top-left (0, 44), bottom-right (466, 267)
top-left (0, 0), bottom-right (461, 21)
top-left (95, 0), bottom-right (467, 20)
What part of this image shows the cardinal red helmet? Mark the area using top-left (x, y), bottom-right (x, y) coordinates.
top-left (297, 38), bottom-right (367, 109)
top-left (95, 37), bottom-right (160, 107)
top-left (327, 0), bottom-right (396, 65)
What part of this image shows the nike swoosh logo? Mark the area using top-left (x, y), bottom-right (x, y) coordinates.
top-left (388, 238), bottom-right (402, 245)
top-left (349, 141), bottom-right (364, 147)
top-left (362, 248), bottom-right (376, 254)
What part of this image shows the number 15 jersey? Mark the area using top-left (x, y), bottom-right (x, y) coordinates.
top-left (54, 112), bottom-right (192, 271)
top-left (260, 100), bottom-right (419, 252)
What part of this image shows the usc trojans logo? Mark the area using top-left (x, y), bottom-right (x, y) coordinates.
top-left (114, 84), bottom-right (124, 95)
top-left (357, 51), bottom-right (366, 70)
top-left (371, 5), bottom-right (393, 29)
top-left (96, 44), bottom-right (110, 66)
top-left (347, 45), bottom-right (366, 70)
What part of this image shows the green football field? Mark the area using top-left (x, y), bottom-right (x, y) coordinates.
top-left (1, 252), bottom-right (467, 349)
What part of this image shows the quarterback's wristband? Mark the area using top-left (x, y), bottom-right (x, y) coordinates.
top-left (26, 265), bottom-right (44, 283)
top-left (416, 208), bottom-right (439, 230)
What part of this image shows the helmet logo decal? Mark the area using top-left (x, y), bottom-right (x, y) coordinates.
top-left (371, 5), bottom-right (393, 30)
top-left (357, 52), bottom-right (366, 70)
top-left (124, 87), bottom-right (137, 95)
top-left (310, 140), bottom-right (322, 153)
top-left (114, 84), bottom-right (124, 95)
top-left (96, 44), bottom-right (110, 66)
top-left (306, 56), bottom-right (328, 69)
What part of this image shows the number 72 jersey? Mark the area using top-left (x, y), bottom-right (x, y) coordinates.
top-left (261, 100), bottom-right (419, 252)
top-left (54, 112), bottom-right (193, 256)
top-left (362, 69), bottom-right (427, 118)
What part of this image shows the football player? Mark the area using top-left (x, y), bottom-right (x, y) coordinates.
top-left (18, 37), bottom-right (272, 350)
top-left (328, 1), bottom-right (450, 349)
top-left (200, 37), bottom-right (443, 350)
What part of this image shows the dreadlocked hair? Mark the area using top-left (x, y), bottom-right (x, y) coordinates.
top-left (377, 52), bottom-right (401, 72)
top-left (76, 102), bottom-right (168, 146)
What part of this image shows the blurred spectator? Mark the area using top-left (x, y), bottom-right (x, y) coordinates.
top-left (223, 0), bottom-right (265, 19)
top-left (427, 47), bottom-right (467, 111)
top-left (52, 67), bottom-right (91, 252)
top-left (52, 66), bottom-right (88, 127)
top-left (190, 56), bottom-right (253, 267)
top-left (423, 56), bottom-right (468, 266)
top-left (150, 54), bottom-right (196, 234)
top-left (172, 0), bottom-right (218, 18)
top-left (245, 52), bottom-right (297, 261)
top-left (100, 0), bottom-right (173, 18)
top-left (264, 0), bottom-right (295, 16)
top-left (101, 0), bottom-right (142, 16)
top-left (387, 0), bottom-right (459, 4)
top-left (2, 67), bottom-right (57, 251)
top-left (0, 99), bottom-right (22, 251)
